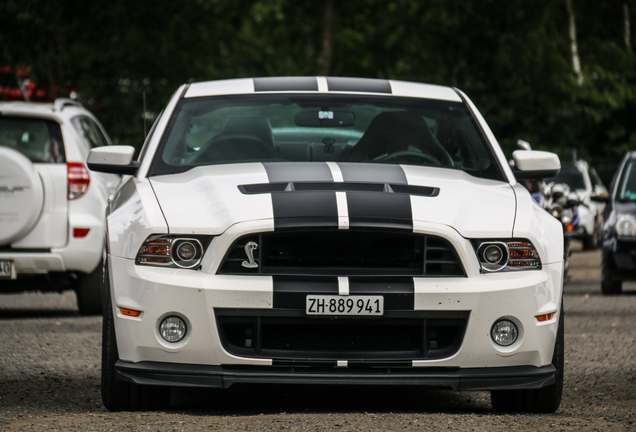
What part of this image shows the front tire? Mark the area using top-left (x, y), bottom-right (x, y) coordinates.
top-left (491, 306), bottom-right (564, 413)
top-left (101, 258), bottom-right (171, 411)
top-left (582, 231), bottom-right (599, 250)
top-left (75, 259), bottom-right (104, 316)
top-left (601, 265), bottom-right (622, 295)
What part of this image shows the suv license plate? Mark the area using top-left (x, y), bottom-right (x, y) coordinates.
top-left (306, 295), bottom-right (384, 316)
top-left (0, 260), bottom-right (15, 279)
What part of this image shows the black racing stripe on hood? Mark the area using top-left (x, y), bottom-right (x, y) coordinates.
top-left (264, 162), bottom-right (338, 229)
top-left (337, 163), bottom-right (413, 230)
top-left (326, 77), bottom-right (392, 94)
top-left (270, 190), bottom-right (338, 229)
top-left (254, 77), bottom-right (319, 92)
top-left (346, 191), bottom-right (413, 230)
top-left (337, 163), bottom-right (408, 184)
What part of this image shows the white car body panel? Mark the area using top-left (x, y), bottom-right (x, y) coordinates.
top-left (147, 163), bottom-right (516, 242)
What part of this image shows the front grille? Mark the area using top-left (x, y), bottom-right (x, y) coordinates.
top-left (217, 230), bottom-right (464, 276)
top-left (215, 309), bottom-right (468, 361)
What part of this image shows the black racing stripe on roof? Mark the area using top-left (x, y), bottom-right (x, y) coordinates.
top-left (326, 77), bottom-right (392, 94)
top-left (253, 77), bottom-right (319, 92)
top-left (337, 163), bottom-right (407, 184)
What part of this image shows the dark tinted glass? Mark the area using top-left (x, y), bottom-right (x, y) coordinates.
top-left (0, 117), bottom-right (65, 163)
top-left (149, 94), bottom-right (504, 181)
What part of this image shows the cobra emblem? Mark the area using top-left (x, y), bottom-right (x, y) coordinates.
top-left (241, 241), bottom-right (259, 268)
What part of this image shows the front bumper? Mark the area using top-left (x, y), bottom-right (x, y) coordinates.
top-left (116, 360), bottom-right (556, 391)
top-left (109, 253), bottom-right (563, 374)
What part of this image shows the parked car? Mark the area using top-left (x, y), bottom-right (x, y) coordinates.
top-left (598, 151), bottom-right (636, 294)
top-left (545, 160), bottom-right (607, 249)
top-left (0, 98), bottom-right (119, 314)
top-left (89, 77), bottom-right (564, 413)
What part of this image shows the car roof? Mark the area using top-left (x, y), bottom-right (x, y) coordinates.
top-left (185, 76), bottom-right (463, 102)
top-left (0, 99), bottom-right (90, 122)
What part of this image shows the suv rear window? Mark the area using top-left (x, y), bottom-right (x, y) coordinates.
top-left (0, 117), bottom-right (65, 163)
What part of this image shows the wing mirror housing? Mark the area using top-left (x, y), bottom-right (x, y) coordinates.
top-left (512, 150), bottom-right (561, 180)
top-left (87, 146), bottom-right (139, 175)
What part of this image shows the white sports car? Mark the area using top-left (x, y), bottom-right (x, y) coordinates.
top-left (89, 77), bottom-right (564, 413)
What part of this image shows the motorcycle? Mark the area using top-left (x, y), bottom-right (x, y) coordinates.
top-left (544, 182), bottom-right (582, 276)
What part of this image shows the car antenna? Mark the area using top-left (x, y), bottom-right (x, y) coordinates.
top-left (143, 90), bottom-right (147, 138)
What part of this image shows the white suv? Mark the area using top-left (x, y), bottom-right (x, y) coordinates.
top-left (0, 98), bottom-right (119, 314)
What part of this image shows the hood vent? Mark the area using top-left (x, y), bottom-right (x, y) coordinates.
top-left (239, 182), bottom-right (439, 197)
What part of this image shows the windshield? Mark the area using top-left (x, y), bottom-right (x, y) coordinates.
top-left (545, 167), bottom-right (586, 191)
top-left (619, 161), bottom-right (636, 201)
top-left (0, 117), bottom-right (65, 163)
top-left (149, 94), bottom-right (504, 181)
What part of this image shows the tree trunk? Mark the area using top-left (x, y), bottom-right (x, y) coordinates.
top-left (565, 0), bottom-right (584, 85)
top-left (625, 2), bottom-right (632, 52)
top-left (317, 0), bottom-right (335, 76)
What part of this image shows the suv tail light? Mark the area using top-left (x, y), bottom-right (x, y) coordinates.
top-left (68, 162), bottom-right (90, 200)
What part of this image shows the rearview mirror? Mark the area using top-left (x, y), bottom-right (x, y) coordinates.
top-left (87, 145), bottom-right (139, 175)
top-left (295, 111), bottom-right (355, 127)
top-left (512, 150), bottom-right (561, 179)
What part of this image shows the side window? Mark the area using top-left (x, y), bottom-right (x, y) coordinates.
top-left (71, 116), bottom-right (106, 149)
top-left (89, 118), bottom-right (111, 146)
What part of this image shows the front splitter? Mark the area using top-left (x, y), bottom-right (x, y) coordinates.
top-left (116, 360), bottom-right (556, 391)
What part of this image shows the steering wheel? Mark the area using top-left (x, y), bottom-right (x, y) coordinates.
top-left (379, 150), bottom-right (443, 167)
top-left (190, 135), bottom-right (278, 164)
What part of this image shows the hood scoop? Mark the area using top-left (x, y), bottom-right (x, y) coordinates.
top-left (238, 182), bottom-right (440, 197)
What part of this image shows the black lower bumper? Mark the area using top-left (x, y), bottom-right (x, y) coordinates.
top-left (115, 361), bottom-right (556, 391)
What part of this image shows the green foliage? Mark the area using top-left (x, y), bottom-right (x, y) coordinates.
top-left (0, 0), bottom-right (634, 169)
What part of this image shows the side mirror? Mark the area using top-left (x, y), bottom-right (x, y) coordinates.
top-left (87, 146), bottom-right (139, 175)
top-left (517, 139), bottom-right (532, 151)
top-left (512, 150), bottom-right (561, 180)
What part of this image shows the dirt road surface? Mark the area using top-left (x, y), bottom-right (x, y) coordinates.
top-left (1, 248), bottom-right (635, 431)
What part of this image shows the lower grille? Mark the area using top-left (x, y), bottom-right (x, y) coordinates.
top-left (215, 309), bottom-right (468, 361)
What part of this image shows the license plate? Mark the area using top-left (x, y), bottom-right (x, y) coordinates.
top-left (306, 295), bottom-right (384, 316)
top-left (0, 260), bottom-right (14, 279)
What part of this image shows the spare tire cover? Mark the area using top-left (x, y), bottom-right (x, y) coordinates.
top-left (0, 147), bottom-right (45, 245)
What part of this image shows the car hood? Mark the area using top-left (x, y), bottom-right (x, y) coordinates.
top-left (149, 163), bottom-right (516, 238)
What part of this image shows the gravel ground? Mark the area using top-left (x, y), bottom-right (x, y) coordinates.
top-left (1, 247), bottom-right (635, 431)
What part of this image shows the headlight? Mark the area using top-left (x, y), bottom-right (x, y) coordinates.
top-left (549, 204), bottom-right (563, 219)
top-left (473, 239), bottom-right (541, 272)
top-left (561, 210), bottom-right (573, 226)
top-left (616, 214), bottom-right (636, 236)
top-left (135, 234), bottom-right (213, 269)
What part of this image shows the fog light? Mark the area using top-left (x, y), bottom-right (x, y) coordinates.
top-left (491, 319), bottom-right (518, 346)
top-left (159, 316), bottom-right (187, 343)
